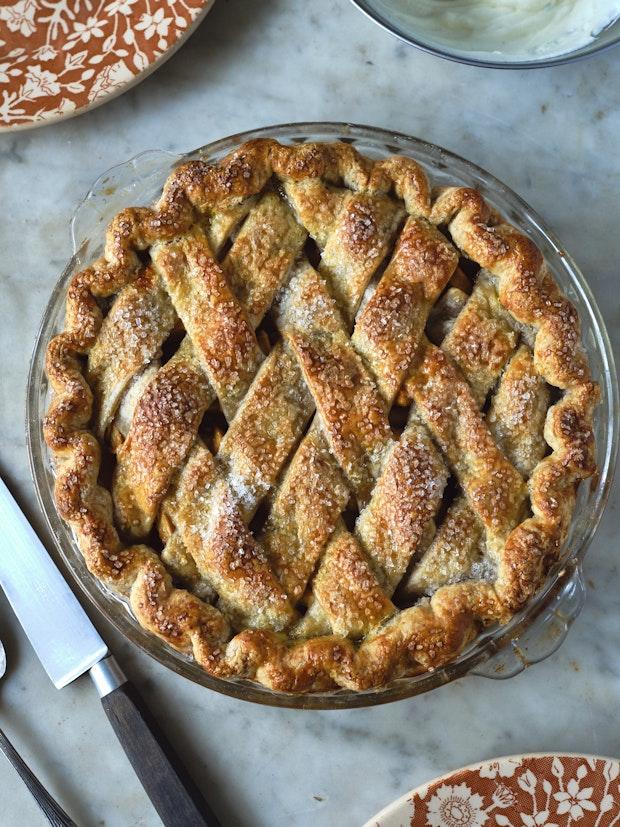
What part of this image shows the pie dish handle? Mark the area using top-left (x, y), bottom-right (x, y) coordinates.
top-left (470, 562), bottom-right (586, 680)
top-left (70, 149), bottom-right (184, 257)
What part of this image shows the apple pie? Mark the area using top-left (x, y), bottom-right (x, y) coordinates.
top-left (44, 139), bottom-right (598, 692)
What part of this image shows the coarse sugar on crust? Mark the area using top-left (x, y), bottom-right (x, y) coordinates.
top-left (44, 138), bottom-right (598, 693)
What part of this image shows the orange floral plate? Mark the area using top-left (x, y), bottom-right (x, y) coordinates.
top-left (365, 754), bottom-right (620, 827)
top-left (0, 0), bottom-right (214, 131)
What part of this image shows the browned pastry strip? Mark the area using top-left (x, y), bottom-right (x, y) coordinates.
top-left (44, 140), bottom-right (598, 693)
top-left (441, 272), bottom-right (518, 405)
top-left (160, 531), bottom-right (215, 602)
top-left (425, 287), bottom-right (469, 349)
top-left (112, 340), bottom-right (212, 537)
top-left (203, 480), bottom-right (295, 631)
top-left (311, 528), bottom-right (396, 638)
top-left (281, 179), bottom-right (346, 246)
top-left (487, 345), bottom-right (550, 477)
top-left (315, 193), bottom-right (404, 322)
top-left (406, 341), bottom-right (527, 549)
top-left (352, 217), bottom-right (459, 401)
top-left (222, 191), bottom-right (307, 327)
top-left (153, 232), bottom-right (264, 419)
top-left (213, 260), bottom-right (349, 523)
top-left (261, 424), bottom-right (350, 600)
top-left (162, 444), bottom-right (295, 631)
top-left (87, 267), bottom-right (177, 438)
top-left (112, 363), bottom-right (162, 443)
top-left (216, 343), bottom-right (315, 521)
top-left (290, 329), bottom-right (392, 504)
top-left (355, 424), bottom-right (448, 593)
top-left (294, 415), bottom-right (450, 640)
top-left (205, 195), bottom-right (258, 254)
top-left (284, 184), bottom-right (404, 324)
top-left (405, 498), bottom-right (486, 595)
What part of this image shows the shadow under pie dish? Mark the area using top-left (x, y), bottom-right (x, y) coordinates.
top-left (31, 125), bottom-right (615, 705)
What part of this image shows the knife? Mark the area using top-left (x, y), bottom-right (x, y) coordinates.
top-left (0, 476), bottom-right (221, 827)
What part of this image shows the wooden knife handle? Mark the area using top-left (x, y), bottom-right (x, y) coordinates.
top-left (91, 656), bottom-right (220, 827)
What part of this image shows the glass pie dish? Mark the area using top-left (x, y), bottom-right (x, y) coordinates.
top-left (27, 123), bottom-right (618, 709)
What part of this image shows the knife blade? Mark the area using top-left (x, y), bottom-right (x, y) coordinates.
top-left (0, 476), bottom-right (220, 827)
top-left (0, 477), bottom-right (107, 688)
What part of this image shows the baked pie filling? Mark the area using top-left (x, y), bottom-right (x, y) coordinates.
top-left (44, 139), bottom-right (598, 692)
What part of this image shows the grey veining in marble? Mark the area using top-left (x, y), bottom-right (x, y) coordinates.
top-left (0, 1), bottom-right (619, 825)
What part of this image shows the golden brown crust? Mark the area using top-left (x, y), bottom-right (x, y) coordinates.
top-left (113, 351), bottom-right (211, 537)
top-left (353, 218), bottom-right (459, 400)
top-left (441, 272), bottom-right (518, 405)
top-left (487, 345), bottom-right (550, 477)
top-left (407, 342), bottom-right (527, 547)
top-left (44, 139), bottom-right (598, 693)
top-left (86, 266), bottom-right (177, 438)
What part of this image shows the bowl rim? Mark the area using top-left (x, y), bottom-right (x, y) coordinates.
top-left (27, 121), bottom-right (620, 709)
top-left (349, 0), bottom-right (620, 69)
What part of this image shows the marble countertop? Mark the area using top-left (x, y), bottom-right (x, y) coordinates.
top-left (1, 1), bottom-right (619, 825)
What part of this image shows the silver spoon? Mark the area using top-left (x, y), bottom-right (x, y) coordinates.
top-left (0, 638), bottom-right (76, 826)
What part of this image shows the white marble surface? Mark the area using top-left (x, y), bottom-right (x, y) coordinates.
top-left (1, 1), bottom-right (619, 825)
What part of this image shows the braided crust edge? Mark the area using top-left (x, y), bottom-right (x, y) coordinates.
top-left (44, 139), bottom-right (598, 693)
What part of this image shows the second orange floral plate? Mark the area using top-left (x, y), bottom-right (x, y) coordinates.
top-left (0, 0), bottom-right (214, 132)
top-left (365, 754), bottom-right (620, 827)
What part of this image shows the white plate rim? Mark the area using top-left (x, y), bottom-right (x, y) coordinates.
top-left (363, 752), bottom-right (620, 827)
top-left (0, 0), bottom-right (216, 134)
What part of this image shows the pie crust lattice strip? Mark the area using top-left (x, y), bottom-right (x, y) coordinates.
top-left (44, 139), bottom-right (599, 693)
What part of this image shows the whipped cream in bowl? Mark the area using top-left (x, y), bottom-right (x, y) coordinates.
top-left (353, 0), bottom-right (620, 65)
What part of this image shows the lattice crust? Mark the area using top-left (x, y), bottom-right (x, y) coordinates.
top-left (44, 139), bottom-right (599, 693)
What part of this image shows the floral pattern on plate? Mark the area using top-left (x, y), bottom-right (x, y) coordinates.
top-left (0, 0), bottom-right (213, 130)
top-left (366, 755), bottom-right (620, 827)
